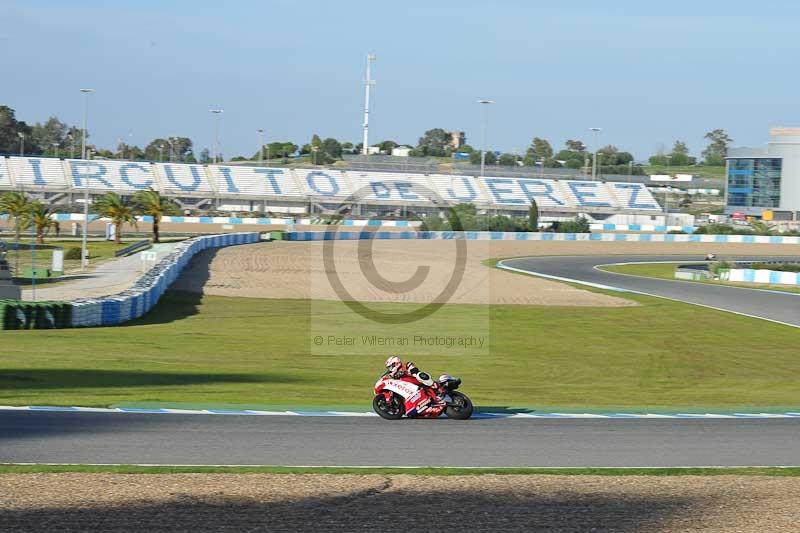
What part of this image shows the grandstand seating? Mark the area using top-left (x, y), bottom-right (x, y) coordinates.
top-left (427, 174), bottom-right (490, 204)
top-left (207, 165), bottom-right (303, 198)
top-left (155, 163), bottom-right (215, 195)
top-left (0, 155), bottom-right (662, 212)
top-left (478, 177), bottom-right (571, 208)
top-left (0, 157), bottom-right (10, 188)
top-left (66, 159), bottom-right (156, 191)
top-left (560, 180), bottom-right (617, 209)
top-left (8, 156), bottom-right (69, 189)
top-left (295, 168), bottom-right (354, 199)
top-left (347, 171), bottom-right (437, 203)
top-left (608, 182), bottom-right (661, 210)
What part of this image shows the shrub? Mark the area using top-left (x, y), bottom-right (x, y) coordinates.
top-left (64, 247), bottom-right (82, 260)
top-left (751, 263), bottom-right (800, 272)
top-left (553, 216), bottom-right (591, 233)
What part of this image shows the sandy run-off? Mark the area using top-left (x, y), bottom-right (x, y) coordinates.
top-left (2, 473), bottom-right (799, 531)
top-left (172, 240), bottom-right (630, 307)
top-left (171, 240), bottom-right (795, 307)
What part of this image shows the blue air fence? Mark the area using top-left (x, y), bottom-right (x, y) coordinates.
top-left (68, 232), bottom-right (260, 327)
top-left (285, 231), bottom-right (800, 244)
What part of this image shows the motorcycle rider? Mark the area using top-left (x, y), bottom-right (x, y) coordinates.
top-left (384, 355), bottom-right (443, 406)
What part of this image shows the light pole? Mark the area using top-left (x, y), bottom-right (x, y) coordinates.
top-left (257, 129), bottom-right (265, 165)
top-left (210, 108), bottom-right (223, 163)
top-left (17, 132), bottom-right (24, 156)
top-left (628, 160), bottom-right (633, 183)
top-left (311, 146), bottom-right (319, 165)
top-left (478, 99), bottom-right (494, 178)
top-left (52, 142), bottom-right (59, 158)
top-left (589, 127), bottom-right (601, 181)
top-left (67, 133), bottom-right (75, 158)
top-left (80, 87), bottom-right (94, 271)
top-left (361, 54), bottom-right (376, 155)
top-left (538, 156), bottom-right (545, 178)
top-left (158, 144), bottom-right (165, 162)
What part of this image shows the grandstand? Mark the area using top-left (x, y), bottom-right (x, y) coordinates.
top-left (0, 156), bottom-right (663, 220)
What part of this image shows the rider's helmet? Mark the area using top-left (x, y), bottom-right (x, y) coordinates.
top-left (385, 355), bottom-right (404, 376)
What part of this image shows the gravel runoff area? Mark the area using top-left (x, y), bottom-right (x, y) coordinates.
top-left (171, 240), bottom-right (796, 307)
top-left (2, 473), bottom-right (799, 531)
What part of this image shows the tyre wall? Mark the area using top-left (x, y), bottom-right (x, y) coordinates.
top-left (285, 231), bottom-right (800, 244)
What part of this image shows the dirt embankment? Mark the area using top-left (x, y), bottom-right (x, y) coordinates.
top-left (2, 473), bottom-right (799, 531)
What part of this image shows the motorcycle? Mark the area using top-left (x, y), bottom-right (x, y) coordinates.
top-left (372, 372), bottom-right (473, 420)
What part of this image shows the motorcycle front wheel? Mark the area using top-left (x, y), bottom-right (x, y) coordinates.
top-left (373, 393), bottom-right (405, 420)
top-left (444, 391), bottom-right (473, 420)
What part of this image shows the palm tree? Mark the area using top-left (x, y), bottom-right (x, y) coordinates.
top-left (93, 192), bottom-right (137, 244)
top-left (22, 201), bottom-right (57, 245)
top-left (133, 188), bottom-right (179, 243)
top-left (0, 191), bottom-right (31, 242)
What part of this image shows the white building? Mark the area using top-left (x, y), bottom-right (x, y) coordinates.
top-left (726, 128), bottom-right (800, 219)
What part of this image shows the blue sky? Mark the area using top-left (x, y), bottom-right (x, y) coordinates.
top-left (2, 0), bottom-right (799, 160)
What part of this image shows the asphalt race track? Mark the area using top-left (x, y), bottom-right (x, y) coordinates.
top-left (2, 411), bottom-right (799, 467)
top-left (500, 254), bottom-right (800, 327)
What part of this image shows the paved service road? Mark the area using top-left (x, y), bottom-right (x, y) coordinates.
top-left (501, 255), bottom-right (800, 327)
top-left (1, 411), bottom-right (799, 467)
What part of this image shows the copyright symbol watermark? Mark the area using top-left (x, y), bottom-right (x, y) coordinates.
top-left (313, 335), bottom-right (324, 346)
top-left (321, 181), bottom-right (467, 324)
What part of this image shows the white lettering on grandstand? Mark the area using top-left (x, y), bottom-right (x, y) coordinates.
top-left (0, 156), bottom-right (663, 212)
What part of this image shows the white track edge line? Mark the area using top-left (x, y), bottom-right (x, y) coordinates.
top-left (496, 260), bottom-right (800, 329)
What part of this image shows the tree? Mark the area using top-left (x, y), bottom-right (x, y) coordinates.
top-left (417, 128), bottom-right (453, 156)
top-left (199, 148), bottom-right (212, 164)
top-left (133, 189), bottom-right (179, 243)
top-left (469, 150), bottom-right (497, 165)
top-left (702, 129), bottom-right (733, 166)
top-left (0, 191), bottom-right (31, 241)
top-left (555, 139), bottom-right (588, 167)
top-left (457, 144), bottom-right (474, 153)
top-left (672, 140), bottom-right (689, 155)
top-left (321, 138), bottom-right (343, 159)
top-left (498, 153), bottom-right (518, 166)
top-left (648, 154), bottom-right (669, 166)
top-left (144, 137), bottom-right (193, 162)
top-left (666, 140), bottom-right (691, 166)
top-left (528, 198), bottom-right (539, 232)
top-left (377, 140), bottom-right (398, 154)
top-left (447, 203), bottom-right (477, 231)
top-left (92, 192), bottom-right (137, 243)
top-left (31, 116), bottom-right (70, 156)
top-left (565, 139), bottom-right (586, 152)
top-left (21, 201), bottom-right (57, 245)
top-left (0, 106), bottom-right (35, 155)
top-left (526, 137), bottom-right (554, 161)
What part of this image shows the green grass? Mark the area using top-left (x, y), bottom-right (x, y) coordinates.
top-left (0, 464), bottom-right (798, 476)
top-left (599, 262), bottom-right (800, 294)
top-left (1, 290), bottom-right (799, 411)
top-left (4, 238), bottom-right (135, 276)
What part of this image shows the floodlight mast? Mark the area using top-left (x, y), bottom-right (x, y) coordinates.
top-left (362, 54), bottom-right (376, 155)
top-left (79, 88), bottom-right (94, 271)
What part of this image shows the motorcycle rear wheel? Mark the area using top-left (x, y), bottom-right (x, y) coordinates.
top-left (444, 391), bottom-right (473, 420)
top-left (373, 393), bottom-right (405, 420)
